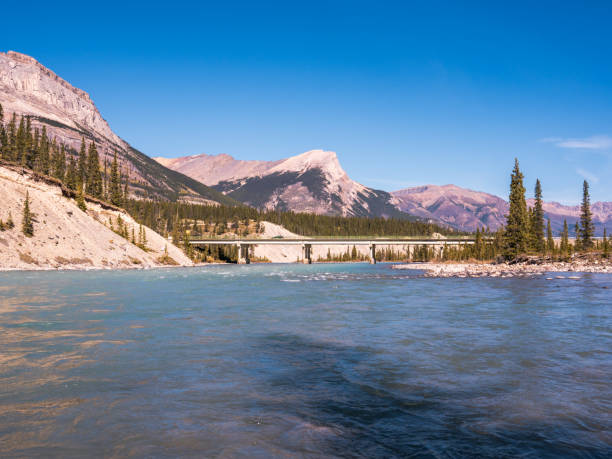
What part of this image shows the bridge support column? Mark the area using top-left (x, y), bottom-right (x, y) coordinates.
top-left (369, 243), bottom-right (376, 264)
top-left (301, 244), bottom-right (312, 264)
top-left (237, 243), bottom-right (250, 264)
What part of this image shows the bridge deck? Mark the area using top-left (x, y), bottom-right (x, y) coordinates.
top-left (189, 238), bottom-right (475, 245)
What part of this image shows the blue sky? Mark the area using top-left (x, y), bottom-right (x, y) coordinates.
top-left (2, 1), bottom-right (612, 203)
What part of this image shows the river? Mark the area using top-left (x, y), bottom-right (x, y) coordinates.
top-left (1, 264), bottom-right (610, 457)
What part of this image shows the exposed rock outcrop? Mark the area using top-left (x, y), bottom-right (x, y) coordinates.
top-left (0, 51), bottom-right (236, 205)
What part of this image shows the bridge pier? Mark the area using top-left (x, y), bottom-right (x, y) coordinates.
top-left (301, 243), bottom-right (312, 264)
top-left (369, 243), bottom-right (376, 264)
top-left (236, 243), bottom-right (251, 264)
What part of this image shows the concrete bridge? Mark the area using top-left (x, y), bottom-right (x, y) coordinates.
top-left (189, 238), bottom-right (476, 264)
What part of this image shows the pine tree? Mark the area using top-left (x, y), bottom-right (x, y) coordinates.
top-left (560, 219), bottom-right (569, 256)
top-left (86, 142), bottom-right (103, 198)
top-left (532, 179), bottom-right (545, 252)
top-left (16, 115), bottom-right (26, 165)
top-left (65, 156), bottom-right (77, 190)
top-left (52, 143), bottom-right (66, 181)
top-left (77, 137), bottom-right (88, 185)
top-left (76, 183), bottom-right (87, 212)
top-left (37, 126), bottom-right (50, 174)
top-left (580, 180), bottom-right (594, 250)
top-left (123, 168), bottom-right (129, 202)
top-left (22, 191), bottom-right (34, 237)
top-left (6, 113), bottom-right (17, 162)
top-left (574, 222), bottom-right (581, 252)
top-left (503, 159), bottom-right (529, 259)
top-left (546, 219), bottom-right (554, 253)
top-left (603, 228), bottom-right (609, 259)
top-left (109, 151), bottom-right (122, 206)
top-left (0, 103), bottom-right (6, 159)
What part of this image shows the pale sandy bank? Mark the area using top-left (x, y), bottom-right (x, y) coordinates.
top-left (0, 165), bottom-right (192, 270)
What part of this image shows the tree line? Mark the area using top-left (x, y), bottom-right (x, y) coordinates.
top-left (0, 105), bottom-right (130, 207)
top-left (439, 158), bottom-right (607, 262)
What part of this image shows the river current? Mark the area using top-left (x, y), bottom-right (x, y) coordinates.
top-left (1, 264), bottom-right (611, 457)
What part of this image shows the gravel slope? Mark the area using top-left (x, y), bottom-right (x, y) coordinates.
top-left (0, 166), bottom-right (192, 270)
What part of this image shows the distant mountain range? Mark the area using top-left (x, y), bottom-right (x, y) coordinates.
top-left (158, 152), bottom-right (612, 235)
top-left (155, 150), bottom-right (407, 219)
top-left (0, 51), bottom-right (237, 205)
top-left (392, 185), bottom-right (612, 235)
top-left (2, 50), bottom-right (610, 234)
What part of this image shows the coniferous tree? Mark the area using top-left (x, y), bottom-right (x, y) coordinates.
top-left (37, 126), bottom-right (50, 173)
top-left (532, 179), bottom-right (545, 252)
top-left (503, 159), bottom-right (529, 259)
top-left (603, 228), bottom-right (609, 259)
top-left (580, 180), bottom-right (594, 250)
top-left (77, 137), bottom-right (88, 185)
top-left (86, 142), bottom-right (103, 198)
top-left (22, 191), bottom-right (34, 237)
top-left (574, 222), bottom-right (581, 252)
top-left (24, 116), bottom-right (34, 169)
top-left (546, 219), bottom-right (554, 253)
top-left (123, 168), bottom-right (129, 202)
top-left (7, 113), bottom-right (17, 162)
top-left (53, 144), bottom-right (66, 181)
top-left (16, 115), bottom-right (26, 165)
top-left (65, 156), bottom-right (77, 190)
top-left (0, 103), bottom-right (6, 158)
top-left (560, 219), bottom-right (569, 256)
top-left (76, 182), bottom-right (87, 212)
top-left (109, 151), bottom-right (123, 206)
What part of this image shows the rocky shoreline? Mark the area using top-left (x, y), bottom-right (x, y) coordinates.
top-left (392, 259), bottom-right (612, 278)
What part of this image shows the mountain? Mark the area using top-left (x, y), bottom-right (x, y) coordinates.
top-left (0, 51), bottom-right (237, 205)
top-left (392, 184), bottom-right (612, 235)
top-left (156, 150), bottom-right (407, 218)
top-left (392, 185), bottom-right (508, 231)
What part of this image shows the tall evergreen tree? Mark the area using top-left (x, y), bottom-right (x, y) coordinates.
top-left (503, 158), bottom-right (529, 259)
top-left (109, 151), bottom-right (123, 206)
top-left (65, 156), bottom-right (77, 190)
top-left (76, 182), bottom-right (87, 212)
top-left (22, 191), bottom-right (34, 237)
top-left (574, 222), bottom-right (581, 252)
top-left (7, 113), bottom-right (17, 162)
top-left (53, 144), bottom-right (66, 181)
top-left (85, 142), bottom-right (103, 198)
top-left (532, 179), bottom-right (545, 252)
top-left (559, 219), bottom-right (569, 256)
top-left (0, 103), bottom-right (6, 158)
top-left (16, 115), bottom-right (26, 165)
top-left (77, 137), bottom-right (88, 185)
top-left (546, 218), bottom-right (554, 253)
top-left (123, 168), bottom-right (129, 202)
top-left (580, 180), bottom-right (594, 250)
top-left (603, 228), bottom-right (609, 259)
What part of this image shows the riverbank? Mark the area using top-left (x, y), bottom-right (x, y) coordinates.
top-left (392, 258), bottom-right (612, 278)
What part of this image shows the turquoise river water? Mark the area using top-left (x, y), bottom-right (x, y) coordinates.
top-left (0, 263), bottom-right (611, 457)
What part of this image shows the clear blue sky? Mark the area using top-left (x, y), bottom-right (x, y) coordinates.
top-left (2, 1), bottom-right (612, 204)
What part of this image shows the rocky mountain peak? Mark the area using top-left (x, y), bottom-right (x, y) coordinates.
top-left (0, 50), bottom-right (120, 145)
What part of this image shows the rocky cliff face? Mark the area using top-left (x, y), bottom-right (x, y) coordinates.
top-left (0, 51), bottom-right (236, 205)
top-left (156, 150), bottom-right (405, 218)
top-left (392, 185), bottom-right (612, 235)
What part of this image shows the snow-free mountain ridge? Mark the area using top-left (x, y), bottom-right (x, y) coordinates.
top-left (156, 150), bottom-right (404, 218)
top-left (0, 51), bottom-right (237, 205)
top-left (392, 184), bottom-right (612, 235)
